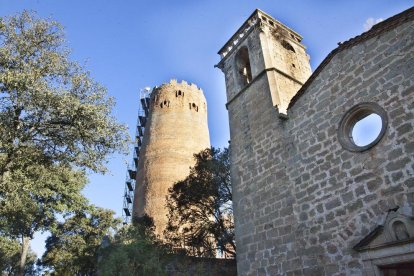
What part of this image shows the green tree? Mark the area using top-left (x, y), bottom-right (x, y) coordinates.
top-left (0, 163), bottom-right (88, 274)
top-left (164, 147), bottom-right (235, 258)
top-left (0, 11), bottom-right (128, 274)
top-left (41, 206), bottom-right (120, 275)
top-left (0, 236), bottom-right (37, 275)
top-left (99, 215), bottom-right (172, 276)
top-left (0, 11), bottom-right (127, 177)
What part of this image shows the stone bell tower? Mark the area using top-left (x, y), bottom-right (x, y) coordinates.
top-left (215, 9), bottom-right (312, 273)
top-left (216, 9), bottom-right (311, 115)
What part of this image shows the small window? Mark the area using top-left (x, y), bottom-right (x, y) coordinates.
top-left (190, 103), bottom-right (198, 112)
top-left (160, 100), bottom-right (169, 108)
top-left (338, 103), bottom-right (388, 152)
top-left (352, 114), bottom-right (382, 147)
top-left (235, 46), bottom-right (252, 87)
top-left (282, 40), bottom-right (295, 52)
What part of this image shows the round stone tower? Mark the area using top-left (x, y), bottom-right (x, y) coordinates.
top-left (132, 79), bottom-right (210, 237)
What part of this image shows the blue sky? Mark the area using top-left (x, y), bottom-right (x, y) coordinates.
top-left (1, 0), bottom-right (413, 258)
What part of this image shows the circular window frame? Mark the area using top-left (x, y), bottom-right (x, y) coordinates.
top-left (338, 102), bottom-right (388, 152)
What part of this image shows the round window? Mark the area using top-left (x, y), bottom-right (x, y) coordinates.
top-left (338, 102), bottom-right (388, 152)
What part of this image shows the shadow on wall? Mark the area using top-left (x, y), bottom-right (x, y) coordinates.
top-left (165, 256), bottom-right (237, 276)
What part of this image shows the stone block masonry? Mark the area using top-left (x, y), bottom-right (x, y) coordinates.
top-left (217, 8), bottom-right (414, 276)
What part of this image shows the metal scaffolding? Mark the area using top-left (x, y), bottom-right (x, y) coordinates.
top-left (122, 87), bottom-right (152, 224)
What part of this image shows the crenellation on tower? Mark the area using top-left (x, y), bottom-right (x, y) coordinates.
top-left (150, 80), bottom-right (207, 114)
top-left (161, 79), bottom-right (204, 93)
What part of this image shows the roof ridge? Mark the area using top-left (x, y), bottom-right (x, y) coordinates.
top-left (288, 6), bottom-right (414, 109)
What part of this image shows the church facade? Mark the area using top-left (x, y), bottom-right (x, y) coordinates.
top-left (216, 8), bottom-right (414, 275)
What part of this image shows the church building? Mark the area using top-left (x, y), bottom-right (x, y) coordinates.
top-left (216, 7), bottom-right (414, 275)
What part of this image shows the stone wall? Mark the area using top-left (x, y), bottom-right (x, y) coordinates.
top-left (220, 9), bottom-right (414, 276)
top-left (133, 80), bottom-right (211, 238)
top-left (166, 256), bottom-right (237, 276)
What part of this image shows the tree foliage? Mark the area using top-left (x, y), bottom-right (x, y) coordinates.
top-left (0, 11), bottom-right (128, 273)
top-left (0, 11), bottom-right (128, 177)
top-left (0, 236), bottom-right (37, 275)
top-left (0, 162), bottom-right (88, 275)
top-left (164, 147), bottom-right (235, 258)
top-left (99, 215), bottom-right (172, 276)
top-left (41, 206), bottom-right (120, 275)
top-left (0, 164), bottom-right (88, 240)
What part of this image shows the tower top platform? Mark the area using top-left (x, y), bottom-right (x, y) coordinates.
top-left (217, 9), bottom-right (303, 60)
